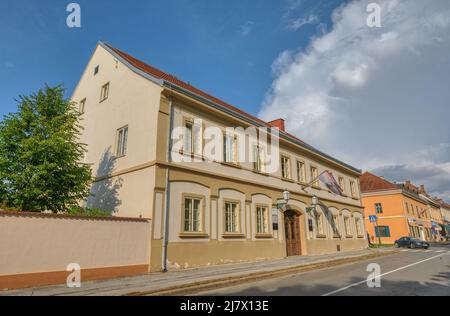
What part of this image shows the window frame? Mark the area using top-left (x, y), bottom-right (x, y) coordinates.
top-left (375, 226), bottom-right (391, 238)
top-left (338, 176), bottom-right (346, 194)
top-left (100, 82), bottom-right (110, 102)
top-left (223, 199), bottom-right (242, 235)
top-left (296, 160), bottom-right (307, 184)
top-left (375, 203), bottom-right (383, 214)
top-left (223, 133), bottom-right (238, 165)
top-left (255, 204), bottom-right (271, 236)
top-left (79, 98), bottom-right (86, 114)
top-left (115, 125), bottom-right (128, 158)
top-left (181, 194), bottom-right (205, 235)
top-left (344, 216), bottom-right (352, 237)
top-left (281, 154), bottom-right (292, 180)
top-left (350, 180), bottom-right (357, 197)
top-left (253, 145), bottom-right (266, 173)
top-left (183, 117), bottom-right (203, 157)
top-left (311, 166), bottom-right (320, 188)
top-left (316, 212), bottom-right (325, 237)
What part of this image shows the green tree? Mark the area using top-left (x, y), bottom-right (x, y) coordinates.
top-left (0, 85), bottom-right (92, 212)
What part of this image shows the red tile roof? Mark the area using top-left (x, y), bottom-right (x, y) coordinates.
top-left (104, 43), bottom-right (271, 128)
top-left (360, 172), bottom-right (398, 192)
top-left (101, 42), bottom-right (360, 173)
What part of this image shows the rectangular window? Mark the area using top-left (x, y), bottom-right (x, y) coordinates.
top-left (339, 176), bottom-right (346, 194)
top-left (311, 166), bottom-right (319, 188)
top-left (356, 218), bottom-right (363, 236)
top-left (184, 197), bottom-right (202, 232)
top-left (350, 180), bottom-right (356, 197)
top-left (253, 146), bottom-right (265, 173)
top-left (256, 206), bottom-right (269, 234)
top-left (344, 217), bottom-right (352, 236)
top-left (116, 126), bottom-right (128, 157)
top-left (405, 202), bottom-right (410, 214)
top-left (184, 119), bottom-right (202, 156)
top-left (94, 65), bottom-right (99, 76)
top-left (281, 155), bottom-right (291, 179)
top-left (375, 203), bottom-right (383, 214)
top-left (79, 98), bottom-right (86, 114)
top-left (100, 82), bottom-right (110, 102)
top-left (296, 160), bottom-right (306, 183)
top-left (317, 214), bottom-right (324, 235)
top-left (308, 218), bottom-right (314, 232)
top-left (224, 202), bottom-right (240, 233)
top-left (375, 226), bottom-right (391, 238)
top-left (333, 216), bottom-right (340, 235)
top-left (224, 134), bottom-right (238, 164)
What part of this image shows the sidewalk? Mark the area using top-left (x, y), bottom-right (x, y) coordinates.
top-left (1, 248), bottom-right (397, 296)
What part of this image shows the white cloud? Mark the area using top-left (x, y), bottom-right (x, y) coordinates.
top-left (260, 0), bottom-right (450, 200)
top-left (287, 14), bottom-right (320, 31)
top-left (239, 21), bottom-right (255, 37)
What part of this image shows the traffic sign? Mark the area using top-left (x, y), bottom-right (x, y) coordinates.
top-left (369, 215), bottom-right (378, 223)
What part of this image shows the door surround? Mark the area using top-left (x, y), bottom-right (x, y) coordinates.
top-left (283, 208), bottom-right (307, 257)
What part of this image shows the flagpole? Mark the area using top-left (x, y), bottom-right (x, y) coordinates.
top-left (301, 170), bottom-right (328, 191)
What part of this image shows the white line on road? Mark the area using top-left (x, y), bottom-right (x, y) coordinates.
top-left (322, 252), bottom-right (449, 296)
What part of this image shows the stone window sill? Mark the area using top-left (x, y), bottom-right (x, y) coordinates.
top-left (222, 233), bottom-right (246, 239)
top-left (255, 233), bottom-right (273, 239)
top-left (179, 232), bottom-right (209, 239)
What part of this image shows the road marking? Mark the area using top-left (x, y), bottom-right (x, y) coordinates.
top-left (436, 250), bottom-right (446, 253)
top-left (322, 252), bottom-right (449, 296)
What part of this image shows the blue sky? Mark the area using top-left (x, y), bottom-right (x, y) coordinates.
top-left (2, 0), bottom-right (450, 200)
top-left (0, 0), bottom-right (340, 118)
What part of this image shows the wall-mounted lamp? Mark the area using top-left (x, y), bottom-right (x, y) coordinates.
top-left (312, 195), bottom-right (319, 207)
top-left (283, 190), bottom-right (291, 203)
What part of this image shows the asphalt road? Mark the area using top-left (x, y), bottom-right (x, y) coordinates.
top-left (198, 245), bottom-right (450, 296)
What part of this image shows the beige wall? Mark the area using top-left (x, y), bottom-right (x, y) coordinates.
top-left (0, 212), bottom-right (151, 288)
top-left (149, 168), bottom-right (367, 270)
top-left (0, 213), bottom-right (151, 276)
top-left (72, 44), bottom-right (163, 218)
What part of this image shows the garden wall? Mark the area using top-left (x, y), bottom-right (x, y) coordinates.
top-left (0, 211), bottom-right (151, 290)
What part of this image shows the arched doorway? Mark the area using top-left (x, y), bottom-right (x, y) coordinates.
top-left (284, 210), bottom-right (302, 256)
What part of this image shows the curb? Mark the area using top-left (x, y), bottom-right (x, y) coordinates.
top-left (126, 250), bottom-right (399, 296)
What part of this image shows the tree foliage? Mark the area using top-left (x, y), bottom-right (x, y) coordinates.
top-left (0, 85), bottom-right (92, 212)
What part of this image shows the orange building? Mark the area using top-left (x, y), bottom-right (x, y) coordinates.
top-left (361, 172), bottom-right (433, 244)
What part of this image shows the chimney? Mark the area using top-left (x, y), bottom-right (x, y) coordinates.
top-left (420, 185), bottom-right (426, 194)
top-left (268, 119), bottom-right (286, 132)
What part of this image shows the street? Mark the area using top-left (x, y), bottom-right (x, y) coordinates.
top-left (197, 245), bottom-right (450, 296)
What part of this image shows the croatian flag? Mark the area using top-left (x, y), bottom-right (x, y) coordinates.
top-left (319, 170), bottom-right (344, 196)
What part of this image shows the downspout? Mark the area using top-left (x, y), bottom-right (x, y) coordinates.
top-left (162, 97), bottom-right (174, 272)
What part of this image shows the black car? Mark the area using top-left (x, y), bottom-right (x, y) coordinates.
top-left (394, 237), bottom-right (430, 249)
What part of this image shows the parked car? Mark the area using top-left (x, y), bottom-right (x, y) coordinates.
top-left (394, 237), bottom-right (430, 249)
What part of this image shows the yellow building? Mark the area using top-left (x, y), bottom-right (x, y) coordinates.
top-left (361, 173), bottom-right (433, 244)
top-left (72, 42), bottom-right (367, 271)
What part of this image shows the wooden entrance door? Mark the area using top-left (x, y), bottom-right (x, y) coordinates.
top-left (284, 211), bottom-right (302, 256)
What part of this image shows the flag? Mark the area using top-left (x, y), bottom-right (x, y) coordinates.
top-left (319, 171), bottom-right (344, 196)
